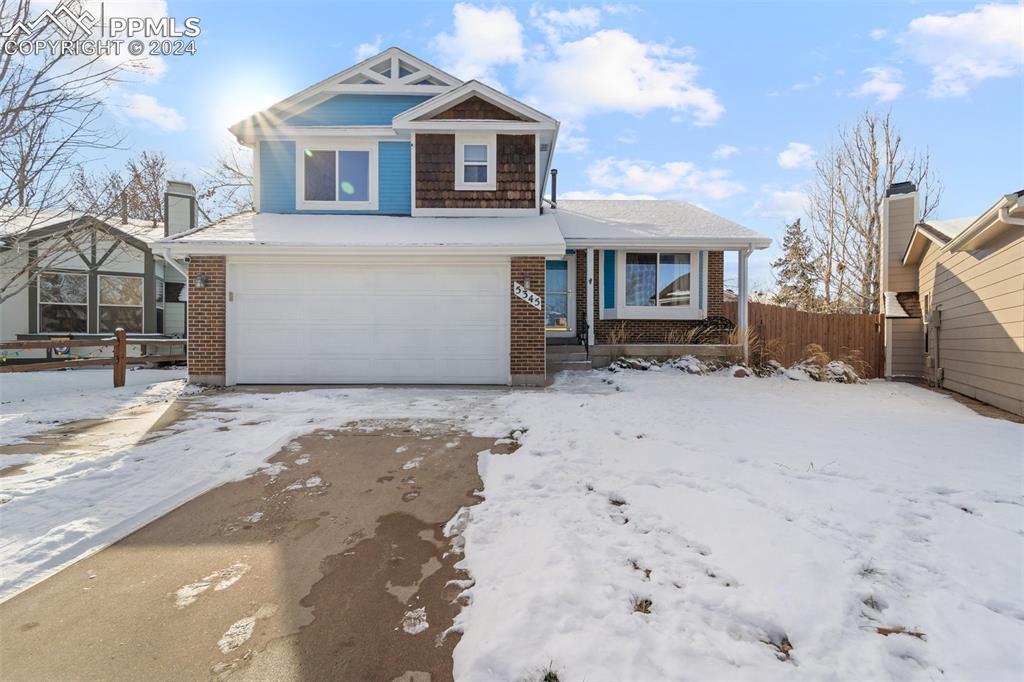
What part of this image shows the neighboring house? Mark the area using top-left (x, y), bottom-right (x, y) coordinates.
top-left (0, 183), bottom-right (196, 358)
top-left (881, 183), bottom-right (1024, 416)
top-left (161, 47), bottom-right (770, 386)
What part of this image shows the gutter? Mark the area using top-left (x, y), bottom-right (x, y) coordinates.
top-left (563, 238), bottom-right (772, 251)
top-left (160, 242), bottom-right (567, 258)
top-left (945, 193), bottom-right (1023, 252)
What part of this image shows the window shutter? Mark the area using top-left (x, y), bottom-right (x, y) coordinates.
top-left (698, 251), bottom-right (705, 310)
top-left (603, 250), bottom-right (616, 309)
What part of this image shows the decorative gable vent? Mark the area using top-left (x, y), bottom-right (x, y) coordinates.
top-left (330, 49), bottom-right (461, 95)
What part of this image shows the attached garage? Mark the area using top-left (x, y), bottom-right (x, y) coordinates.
top-left (227, 260), bottom-right (510, 384)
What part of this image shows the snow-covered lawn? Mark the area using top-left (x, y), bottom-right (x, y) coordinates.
top-left (0, 367), bottom-right (187, 445)
top-left (1, 367), bottom-right (1021, 680)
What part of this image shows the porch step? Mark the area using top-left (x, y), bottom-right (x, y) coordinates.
top-left (547, 359), bottom-right (593, 372)
top-left (547, 351), bottom-right (590, 362)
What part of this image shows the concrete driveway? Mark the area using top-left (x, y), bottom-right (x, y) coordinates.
top-left (0, 419), bottom-right (499, 681)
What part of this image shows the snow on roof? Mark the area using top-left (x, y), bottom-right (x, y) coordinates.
top-left (0, 208), bottom-right (164, 244)
top-left (884, 291), bottom-right (909, 318)
top-left (921, 216), bottom-right (975, 241)
top-left (553, 200), bottom-right (772, 248)
top-left (160, 211), bottom-right (566, 256)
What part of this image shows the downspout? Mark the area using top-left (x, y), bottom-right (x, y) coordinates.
top-left (161, 248), bottom-right (189, 280)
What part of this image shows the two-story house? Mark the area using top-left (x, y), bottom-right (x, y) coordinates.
top-left (160, 47), bottom-right (771, 386)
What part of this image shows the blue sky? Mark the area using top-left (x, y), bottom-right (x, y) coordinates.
top-left (79, 1), bottom-right (1023, 286)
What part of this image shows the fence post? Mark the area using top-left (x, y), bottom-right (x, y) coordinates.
top-left (113, 328), bottom-right (126, 388)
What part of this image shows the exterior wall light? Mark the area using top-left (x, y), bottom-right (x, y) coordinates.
top-left (524, 276), bottom-right (531, 290)
top-left (194, 274), bottom-right (208, 289)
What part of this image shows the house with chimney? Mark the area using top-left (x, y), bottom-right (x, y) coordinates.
top-left (159, 47), bottom-right (771, 386)
top-left (0, 183), bottom-right (196, 358)
top-left (881, 182), bottom-right (1024, 416)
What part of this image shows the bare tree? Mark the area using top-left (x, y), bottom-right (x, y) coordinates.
top-left (0, 0), bottom-right (134, 302)
top-left (70, 150), bottom-right (170, 225)
top-left (807, 110), bottom-right (941, 314)
top-left (197, 142), bottom-right (254, 221)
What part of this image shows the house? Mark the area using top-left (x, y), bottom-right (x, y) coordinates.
top-left (0, 183), bottom-right (195, 359)
top-left (881, 182), bottom-right (1024, 416)
top-left (160, 47), bottom-right (770, 386)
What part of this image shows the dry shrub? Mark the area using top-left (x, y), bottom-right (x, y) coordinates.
top-left (838, 347), bottom-right (872, 378)
top-left (605, 321), bottom-right (628, 345)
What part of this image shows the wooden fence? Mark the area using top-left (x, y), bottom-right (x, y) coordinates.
top-left (724, 302), bottom-right (884, 377)
top-left (0, 330), bottom-right (186, 387)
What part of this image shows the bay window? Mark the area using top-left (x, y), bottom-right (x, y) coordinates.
top-left (99, 274), bottom-right (143, 332)
top-left (38, 272), bottom-right (87, 333)
top-left (297, 142), bottom-right (377, 210)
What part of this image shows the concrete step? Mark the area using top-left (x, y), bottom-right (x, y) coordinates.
top-left (547, 351), bottom-right (590, 362)
top-left (547, 360), bottom-right (593, 372)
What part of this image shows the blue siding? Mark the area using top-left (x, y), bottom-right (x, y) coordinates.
top-left (603, 250), bottom-right (616, 309)
top-left (258, 140), bottom-right (411, 215)
top-left (284, 95), bottom-right (432, 126)
top-left (259, 140), bottom-right (296, 213)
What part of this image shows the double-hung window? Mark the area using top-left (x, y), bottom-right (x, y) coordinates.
top-left (38, 272), bottom-right (88, 333)
top-left (99, 274), bottom-right (144, 332)
top-left (297, 142), bottom-right (377, 210)
top-left (455, 133), bottom-right (496, 191)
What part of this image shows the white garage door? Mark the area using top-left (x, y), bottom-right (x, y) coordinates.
top-left (228, 261), bottom-right (509, 384)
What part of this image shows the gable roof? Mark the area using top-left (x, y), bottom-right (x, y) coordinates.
top-left (903, 189), bottom-right (1024, 265)
top-left (393, 79), bottom-right (557, 129)
top-left (0, 209), bottom-right (164, 251)
top-left (229, 47), bottom-right (462, 142)
top-left (553, 200), bottom-right (772, 249)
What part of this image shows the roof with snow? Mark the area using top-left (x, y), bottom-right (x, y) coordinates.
top-left (0, 208), bottom-right (165, 246)
top-left (553, 200), bottom-right (772, 249)
top-left (919, 216), bottom-right (976, 241)
top-left (160, 211), bottom-right (566, 256)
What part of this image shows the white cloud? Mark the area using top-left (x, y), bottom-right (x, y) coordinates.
top-left (432, 3), bottom-right (524, 84)
top-left (902, 3), bottom-right (1023, 97)
top-left (121, 94), bottom-right (185, 131)
top-left (712, 144), bottom-right (739, 160)
top-left (354, 35), bottom-right (383, 61)
top-left (561, 190), bottom-right (657, 200)
top-left (777, 142), bottom-right (815, 169)
top-left (749, 188), bottom-right (807, 221)
top-left (586, 157), bottom-right (745, 200)
top-left (852, 66), bottom-right (905, 102)
top-left (617, 128), bottom-right (638, 144)
top-left (519, 29), bottom-right (722, 125)
top-left (530, 5), bottom-right (601, 44)
top-left (869, 28), bottom-right (888, 41)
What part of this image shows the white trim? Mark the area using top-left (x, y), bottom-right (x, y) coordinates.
top-left (544, 255), bottom-right (576, 337)
top-left (564, 237), bottom-right (773, 250)
top-left (294, 139), bottom-right (379, 211)
top-left (228, 47), bottom-right (462, 141)
top-left (534, 135), bottom-right (542, 210)
top-left (252, 139), bottom-right (261, 212)
top-left (249, 126), bottom-right (400, 141)
top-left (411, 207), bottom-right (540, 218)
top-left (410, 132), bottom-right (417, 217)
top-left (606, 249), bottom-right (704, 321)
top-left (166, 242), bottom-right (565, 258)
top-left (397, 120), bottom-right (555, 132)
top-left (455, 132), bottom-right (496, 191)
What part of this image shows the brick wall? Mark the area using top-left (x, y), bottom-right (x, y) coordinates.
top-left (510, 256), bottom-right (545, 384)
top-left (581, 250), bottom-right (726, 344)
top-left (428, 96), bottom-right (528, 121)
top-left (186, 255), bottom-right (226, 384)
top-left (415, 133), bottom-right (535, 209)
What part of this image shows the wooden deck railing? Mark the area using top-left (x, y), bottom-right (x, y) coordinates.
top-left (0, 330), bottom-right (186, 387)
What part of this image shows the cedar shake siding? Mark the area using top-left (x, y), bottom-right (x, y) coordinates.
top-left (186, 255), bottom-right (226, 385)
top-left (427, 96), bottom-right (531, 121)
top-left (580, 250), bottom-right (726, 344)
top-left (510, 256), bottom-right (546, 384)
top-left (415, 133), bottom-right (536, 209)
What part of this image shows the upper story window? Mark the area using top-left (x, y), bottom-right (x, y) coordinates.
top-left (297, 141), bottom-right (378, 210)
top-left (455, 133), bottom-right (496, 191)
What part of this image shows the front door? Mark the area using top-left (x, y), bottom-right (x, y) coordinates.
top-left (545, 257), bottom-right (575, 336)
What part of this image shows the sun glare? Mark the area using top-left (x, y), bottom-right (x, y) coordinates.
top-left (214, 73), bottom-right (287, 128)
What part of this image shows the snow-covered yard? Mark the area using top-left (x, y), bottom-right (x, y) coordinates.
top-left (1, 367), bottom-right (1021, 680)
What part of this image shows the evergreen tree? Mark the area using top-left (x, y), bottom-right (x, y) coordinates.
top-left (771, 219), bottom-right (819, 310)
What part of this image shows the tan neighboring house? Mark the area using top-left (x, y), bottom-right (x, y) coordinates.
top-left (881, 182), bottom-right (1024, 416)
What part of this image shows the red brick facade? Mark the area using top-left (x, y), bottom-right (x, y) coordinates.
top-left (414, 133), bottom-right (536, 209)
top-left (510, 256), bottom-right (546, 384)
top-left (576, 249), bottom-right (726, 344)
top-left (186, 255), bottom-right (226, 384)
